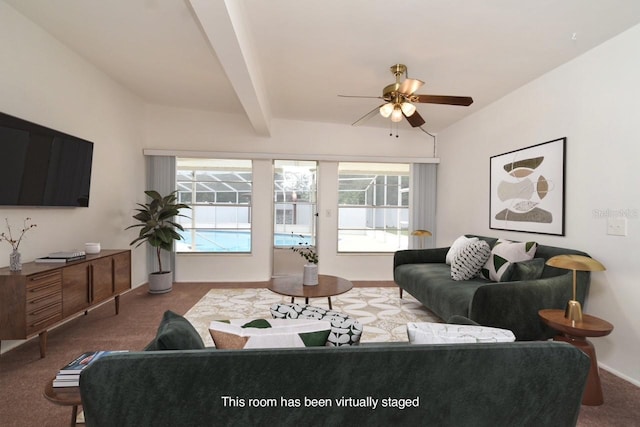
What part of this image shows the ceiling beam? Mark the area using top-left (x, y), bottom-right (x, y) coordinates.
top-left (189, 0), bottom-right (271, 136)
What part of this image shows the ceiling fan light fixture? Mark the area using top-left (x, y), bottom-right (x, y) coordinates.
top-left (391, 106), bottom-right (403, 122)
top-left (400, 102), bottom-right (416, 117)
top-left (379, 102), bottom-right (394, 118)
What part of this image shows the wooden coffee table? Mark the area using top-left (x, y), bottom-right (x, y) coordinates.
top-left (538, 309), bottom-right (614, 406)
top-left (43, 380), bottom-right (82, 426)
top-left (268, 274), bottom-right (353, 310)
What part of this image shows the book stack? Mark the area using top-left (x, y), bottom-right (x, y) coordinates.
top-left (53, 350), bottom-right (124, 387)
top-left (35, 251), bottom-right (87, 264)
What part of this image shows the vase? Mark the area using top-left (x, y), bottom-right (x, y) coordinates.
top-left (9, 249), bottom-right (22, 271)
top-left (303, 264), bottom-right (318, 286)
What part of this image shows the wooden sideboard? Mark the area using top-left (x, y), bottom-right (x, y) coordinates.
top-left (0, 249), bottom-right (131, 357)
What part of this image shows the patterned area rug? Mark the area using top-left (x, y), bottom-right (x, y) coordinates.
top-left (184, 287), bottom-right (441, 345)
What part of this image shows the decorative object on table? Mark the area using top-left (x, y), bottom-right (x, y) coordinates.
top-left (290, 233), bottom-right (318, 286)
top-left (545, 254), bottom-right (606, 324)
top-left (85, 242), bottom-right (101, 254)
top-left (127, 190), bottom-right (190, 294)
top-left (411, 229), bottom-right (431, 249)
top-left (490, 137), bottom-right (566, 235)
top-left (1, 217), bottom-right (37, 271)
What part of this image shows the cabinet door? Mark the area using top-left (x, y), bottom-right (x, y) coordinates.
top-left (91, 257), bottom-right (114, 304)
top-left (62, 263), bottom-right (90, 317)
top-left (113, 252), bottom-right (131, 294)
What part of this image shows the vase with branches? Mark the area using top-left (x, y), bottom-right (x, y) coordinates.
top-left (291, 233), bottom-right (318, 285)
top-left (1, 217), bottom-right (37, 271)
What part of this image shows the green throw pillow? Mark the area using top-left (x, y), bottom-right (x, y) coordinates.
top-left (145, 310), bottom-right (205, 351)
top-left (503, 258), bottom-right (546, 282)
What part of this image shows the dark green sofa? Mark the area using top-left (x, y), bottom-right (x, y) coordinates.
top-left (394, 235), bottom-right (591, 340)
top-left (79, 341), bottom-right (589, 427)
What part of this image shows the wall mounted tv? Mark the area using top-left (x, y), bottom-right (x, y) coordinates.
top-left (0, 112), bottom-right (94, 207)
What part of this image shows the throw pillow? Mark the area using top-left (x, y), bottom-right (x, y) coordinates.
top-left (450, 240), bottom-right (491, 281)
top-left (481, 239), bottom-right (538, 282)
top-left (445, 235), bottom-right (479, 265)
top-left (208, 318), bottom-right (331, 349)
top-left (407, 322), bottom-right (515, 344)
top-left (502, 257), bottom-right (546, 282)
top-left (270, 303), bottom-right (363, 346)
top-left (144, 310), bottom-right (205, 351)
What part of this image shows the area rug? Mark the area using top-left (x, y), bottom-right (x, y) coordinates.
top-left (184, 287), bottom-right (441, 345)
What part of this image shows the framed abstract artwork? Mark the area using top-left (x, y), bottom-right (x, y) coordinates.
top-left (489, 137), bottom-right (566, 235)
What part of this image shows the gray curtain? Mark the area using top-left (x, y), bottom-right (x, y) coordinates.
top-left (146, 156), bottom-right (177, 279)
top-left (410, 163), bottom-right (437, 249)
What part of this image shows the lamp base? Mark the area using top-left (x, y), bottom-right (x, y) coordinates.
top-left (565, 300), bottom-right (583, 324)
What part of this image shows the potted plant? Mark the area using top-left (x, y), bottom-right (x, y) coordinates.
top-left (291, 234), bottom-right (318, 286)
top-left (127, 190), bottom-right (190, 294)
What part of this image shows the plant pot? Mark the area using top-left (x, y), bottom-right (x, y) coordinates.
top-left (148, 271), bottom-right (173, 294)
top-left (303, 264), bottom-right (318, 286)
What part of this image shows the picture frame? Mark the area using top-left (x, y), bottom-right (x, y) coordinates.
top-left (489, 137), bottom-right (566, 235)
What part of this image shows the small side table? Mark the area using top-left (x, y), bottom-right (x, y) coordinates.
top-left (43, 380), bottom-right (82, 427)
top-left (538, 309), bottom-right (614, 406)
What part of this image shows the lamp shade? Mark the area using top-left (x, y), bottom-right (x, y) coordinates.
top-left (411, 230), bottom-right (432, 237)
top-left (546, 255), bottom-right (606, 272)
top-left (379, 103), bottom-right (394, 118)
top-left (390, 106), bottom-right (403, 122)
top-left (400, 102), bottom-right (416, 117)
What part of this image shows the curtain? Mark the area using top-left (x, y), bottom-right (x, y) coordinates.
top-left (410, 163), bottom-right (437, 249)
top-left (146, 155), bottom-right (177, 279)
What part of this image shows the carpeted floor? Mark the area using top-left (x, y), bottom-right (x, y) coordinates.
top-left (0, 282), bottom-right (638, 426)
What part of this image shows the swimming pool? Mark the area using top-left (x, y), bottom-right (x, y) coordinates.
top-left (177, 230), bottom-right (314, 252)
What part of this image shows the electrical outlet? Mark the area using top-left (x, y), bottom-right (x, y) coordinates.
top-left (607, 217), bottom-right (627, 236)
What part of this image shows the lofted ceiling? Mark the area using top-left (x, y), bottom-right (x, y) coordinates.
top-left (5, 0), bottom-right (640, 136)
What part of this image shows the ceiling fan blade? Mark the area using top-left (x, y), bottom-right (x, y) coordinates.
top-left (397, 78), bottom-right (424, 95)
top-left (404, 110), bottom-right (426, 128)
top-left (413, 94), bottom-right (473, 106)
top-left (338, 94), bottom-right (384, 100)
top-left (352, 104), bottom-right (385, 126)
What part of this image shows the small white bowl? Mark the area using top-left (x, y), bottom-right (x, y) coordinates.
top-left (85, 243), bottom-right (101, 254)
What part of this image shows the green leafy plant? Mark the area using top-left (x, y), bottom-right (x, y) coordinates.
top-left (290, 233), bottom-right (318, 264)
top-left (127, 191), bottom-right (190, 273)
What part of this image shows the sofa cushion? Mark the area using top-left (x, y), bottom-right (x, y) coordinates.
top-left (450, 240), bottom-right (491, 281)
top-left (481, 239), bottom-right (538, 282)
top-left (504, 257), bottom-right (546, 281)
top-left (407, 322), bottom-right (515, 344)
top-left (208, 318), bottom-right (331, 349)
top-left (270, 303), bottom-right (362, 346)
top-left (144, 310), bottom-right (205, 351)
top-left (445, 235), bottom-right (479, 265)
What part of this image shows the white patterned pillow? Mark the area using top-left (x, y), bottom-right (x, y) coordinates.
top-left (270, 303), bottom-right (362, 346)
top-left (407, 322), bottom-right (515, 344)
top-left (450, 240), bottom-right (491, 281)
top-left (481, 239), bottom-right (538, 282)
top-left (445, 235), bottom-right (479, 265)
top-left (208, 318), bottom-right (331, 349)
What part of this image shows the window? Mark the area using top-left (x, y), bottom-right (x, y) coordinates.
top-left (176, 158), bottom-right (252, 252)
top-left (338, 162), bottom-right (410, 252)
top-left (273, 160), bottom-right (317, 247)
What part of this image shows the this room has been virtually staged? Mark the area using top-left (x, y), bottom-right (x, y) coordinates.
top-left (1, 1), bottom-right (639, 426)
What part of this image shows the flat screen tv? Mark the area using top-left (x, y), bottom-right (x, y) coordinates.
top-left (0, 112), bottom-right (94, 207)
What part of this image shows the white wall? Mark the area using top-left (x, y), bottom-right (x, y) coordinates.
top-left (437, 24), bottom-right (640, 385)
top-left (143, 104), bottom-right (437, 281)
top-left (0, 3), bottom-right (146, 352)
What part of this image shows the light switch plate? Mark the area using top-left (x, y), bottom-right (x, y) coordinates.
top-left (607, 217), bottom-right (627, 236)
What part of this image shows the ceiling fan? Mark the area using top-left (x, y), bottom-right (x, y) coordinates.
top-left (339, 64), bottom-right (473, 128)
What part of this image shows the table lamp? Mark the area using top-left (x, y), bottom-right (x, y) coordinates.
top-left (411, 230), bottom-right (432, 249)
top-left (545, 254), bottom-right (606, 324)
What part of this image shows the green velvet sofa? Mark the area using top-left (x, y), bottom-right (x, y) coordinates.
top-left (394, 235), bottom-right (591, 340)
top-left (79, 341), bottom-right (589, 427)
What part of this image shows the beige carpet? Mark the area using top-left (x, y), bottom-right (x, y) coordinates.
top-left (184, 287), bottom-right (441, 346)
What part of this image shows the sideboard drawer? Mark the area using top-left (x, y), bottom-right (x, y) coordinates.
top-left (26, 300), bottom-right (62, 335)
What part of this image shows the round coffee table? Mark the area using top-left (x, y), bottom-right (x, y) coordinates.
top-left (43, 380), bottom-right (82, 426)
top-left (268, 274), bottom-right (353, 310)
